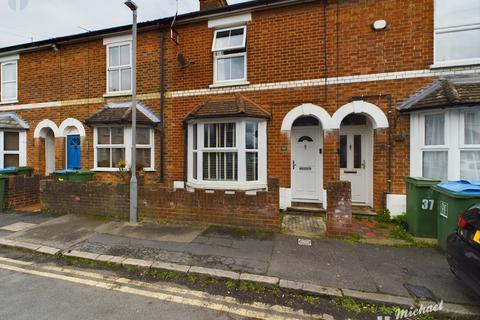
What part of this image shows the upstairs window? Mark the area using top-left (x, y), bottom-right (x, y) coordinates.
top-left (107, 42), bottom-right (132, 93)
top-left (212, 26), bottom-right (247, 84)
top-left (1, 60), bottom-right (17, 102)
top-left (434, 0), bottom-right (480, 66)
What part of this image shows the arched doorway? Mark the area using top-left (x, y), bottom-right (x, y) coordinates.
top-left (59, 118), bottom-right (86, 170)
top-left (34, 120), bottom-right (60, 176)
top-left (44, 128), bottom-right (56, 175)
top-left (339, 114), bottom-right (373, 205)
top-left (291, 116), bottom-right (323, 202)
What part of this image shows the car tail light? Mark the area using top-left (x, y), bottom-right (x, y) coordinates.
top-left (458, 214), bottom-right (470, 230)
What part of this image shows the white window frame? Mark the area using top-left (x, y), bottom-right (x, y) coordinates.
top-left (212, 26), bottom-right (248, 86)
top-left (0, 58), bottom-right (18, 103)
top-left (93, 126), bottom-right (154, 172)
top-left (433, 0), bottom-right (480, 68)
top-left (105, 41), bottom-right (132, 95)
top-left (0, 130), bottom-right (27, 168)
top-left (187, 118), bottom-right (267, 190)
top-left (410, 107), bottom-right (480, 181)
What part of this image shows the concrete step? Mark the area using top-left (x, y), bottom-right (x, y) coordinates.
top-left (285, 206), bottom-right (326, 217)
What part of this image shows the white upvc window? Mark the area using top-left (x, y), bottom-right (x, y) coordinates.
top-left (460, 107), bottom-right (480, 181)
top-left (212, 26), bottom-right (247, 85)
top-left (93, 126), bottom-right (154, 171)
top-left (410, 107), bottom-right (480, 182)
top-left (434, 0), bottom-right (480, 67)
top-left (0, 130), bottom-right (27, 168)
top-left (187, 119), bottom-right (267, 190)
top-left (1, 59), bottom-right (18, 102)
top-left (106, 42), bottom-right (132, 94)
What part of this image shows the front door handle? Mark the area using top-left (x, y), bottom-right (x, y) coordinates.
top-left (292, 160), bottom-right (296, 170)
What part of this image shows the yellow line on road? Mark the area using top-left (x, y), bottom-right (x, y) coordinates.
top-left (0, 261), bottom-right (327, 320)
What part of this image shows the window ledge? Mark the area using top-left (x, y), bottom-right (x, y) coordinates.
top-left (209, 80), bottom-right (250, 89)
top-left (0, 100), bottom-right (18, 105)
top-left (187, 180), bottom-right (267, 191)
top-left (103, 91), bottom-right (132, 98)
top-left (92, 168), bottom-right (155, 172)
top-left (430, 59), bottom-right (480, 69)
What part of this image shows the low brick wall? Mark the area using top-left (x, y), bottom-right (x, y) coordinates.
top-left (5, 175), bottom-right (42, 209)
top-left (40, 180), bottom-right (129, 219)
top-left (39, 178), bottom-right (281, 229)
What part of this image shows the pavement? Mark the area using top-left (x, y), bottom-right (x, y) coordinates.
top-left (0, 211), bottom-right (479, 313)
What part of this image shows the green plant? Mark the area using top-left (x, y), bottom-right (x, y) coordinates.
top-left (333, 297), bottom-right (399, 315)
top-left (375, 209), bottom-right (392, 223)
top-left (390, 225), bottom-right (414, 242)
top-left (303, 295), bottom-right (321, 304)
top-left (391, 212), bottom-right (408, 229)
top-left (225, 280), bottom-right (237, 290)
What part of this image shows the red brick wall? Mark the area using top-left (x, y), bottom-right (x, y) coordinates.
top-left (40, 178), bottom-right (280, 229)
top-left (4, 175), bottom-right (42, 209)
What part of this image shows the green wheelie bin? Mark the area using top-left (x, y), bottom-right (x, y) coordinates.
top-left (405, 177), bottom-right (441, 238)
top-left (0, 174), bottom-right (8, 211)
top-left (53, 169), bottom-right (94, 182)
top-left (15, 166), bottom-right (33, 177)
top-left (67, 170), bottom-right (94, 182)
top-left (433, 181), bottom-right (480, 250)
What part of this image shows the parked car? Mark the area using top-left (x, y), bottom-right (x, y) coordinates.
top-left (446, 205), bottom-right (480, 297)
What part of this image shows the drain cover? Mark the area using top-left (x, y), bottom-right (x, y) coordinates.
top-left (404, 284), bottom-right (435, 300)
top-left (298, 239), bottom-right (312, 246)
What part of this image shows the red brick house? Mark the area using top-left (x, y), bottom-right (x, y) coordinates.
top-left (0, 0), bottom-right (479, 218)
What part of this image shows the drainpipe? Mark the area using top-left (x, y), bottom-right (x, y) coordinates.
top-left (183, 123), bottom-right (188, 185)
top-left (159, 28), bottom-right (166, 183)
top-left (348, 94), bottom-right (393, 208)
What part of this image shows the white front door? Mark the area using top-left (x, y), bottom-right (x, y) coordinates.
top-left (45, 130), bottom-right (56, 176)
top-left (339, 126), bottom-right (372, 204)
top-left (291, 126), bottom-right (322, 201)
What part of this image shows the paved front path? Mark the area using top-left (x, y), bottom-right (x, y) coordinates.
top-left (1, 212), bottom-right (479, 307)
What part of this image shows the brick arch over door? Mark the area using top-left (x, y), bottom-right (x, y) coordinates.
top-left (281, 103), bottom-right (333, 132)
top-left (59, 118), bottom-right (86, 137)
top-left (331, 101), bottom-right (389, 129)
top-left (33, 119), bottom-right (60, 138)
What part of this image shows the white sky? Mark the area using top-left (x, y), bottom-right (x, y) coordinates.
top-left (0, 0), bottom-right (248, 48)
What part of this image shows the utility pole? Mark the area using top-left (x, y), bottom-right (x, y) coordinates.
top-left (125, 0), bottom-right (138, 224)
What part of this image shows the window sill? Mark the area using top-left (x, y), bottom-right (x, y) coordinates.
top-left (209, 80), bottom-right (250, 89)
top-left (187, 180), bottom-right (267, 191)
top-left (430, 59), bottom-right (480, 69)
top-left (0, 100), bottom-right (18, 105)
top-left (92, 168), bottom-right (155, 172)
top-left (103, 91), bottom-right (132, 98)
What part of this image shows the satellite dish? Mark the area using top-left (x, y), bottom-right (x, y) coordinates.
top-left (177, 53), bottom-right (195, 70)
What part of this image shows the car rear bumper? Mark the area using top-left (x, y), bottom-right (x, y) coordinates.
top-left (446, 233), bottom-right (480, 297)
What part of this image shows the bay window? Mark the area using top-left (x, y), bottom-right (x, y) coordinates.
top-left (188, 119), bottom-right (266, 189)
top-left (212, 26), bottom-right (247, 84)
top-left (461, 109), bottom-right (480, 180)
top-left (411, 107), bottom-right (480, 182)
top-left (94, 126), bottom-right (154, 171)
top-left (1, 131), bottom-right (20, 167)
top-left (434, 0), bottom-right (480, 67)
top-left (96, 127), bottom-right (125, 169)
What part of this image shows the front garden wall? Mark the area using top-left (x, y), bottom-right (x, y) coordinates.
top-left (39, 178), bottom-right (280, 230)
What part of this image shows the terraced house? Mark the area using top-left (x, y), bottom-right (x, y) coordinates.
top-left (0, 0), bottom-right (479, 225)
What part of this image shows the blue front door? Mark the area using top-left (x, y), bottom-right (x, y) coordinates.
top-left (67, 135), bottom-right (81, 170)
